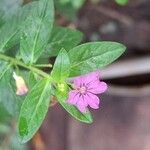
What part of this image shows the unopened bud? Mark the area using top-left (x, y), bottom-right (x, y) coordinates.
top-left (13, 72), bottom-right (28, 96)
top-left (58, 83), bottom-right (65, 92)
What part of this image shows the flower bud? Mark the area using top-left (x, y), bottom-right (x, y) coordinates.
top-left (58, 83), bottom-right (68, 93)
top-left (13, 72), bottom-right (28, 95)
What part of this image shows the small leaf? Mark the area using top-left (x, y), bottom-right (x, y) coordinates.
top-left (20, 0), bottom-right (54, 64)
top-left (43, 26), bottom-right (83, 57)
top-left (56, 91), bottom-right (93, 124)
top-left (18, 78), bottom-right (51, 143)
top-left (51, 48), bottom-right (70, 82)
top-left (68, 41), bottom-right (126, 77)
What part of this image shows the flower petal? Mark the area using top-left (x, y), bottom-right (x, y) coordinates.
top-left (67, 90), bottom-right (79, 104)
top-left (13, 72), bottom-right (28, 96)
top-left (73, 71), bottom-right (100, 87)
top-left (88, 81), bottom-right (107, 94)
top-left (81, 95), bottom-right (88, 107)
top-left (76, 99), bottom-right (87, 113)
top-left (73, 76), bottom-right (83, 87)
top-left (16, 86), bottom-right (28, 96)
top-left (86, 93), bottom-right (100, 109)
top-left (82, 71), bottom-right (100, 84)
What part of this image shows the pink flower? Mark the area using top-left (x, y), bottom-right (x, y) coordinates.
top-left (13, 72), bottom-right (28, 96)
top-left (67, 71), bottom-right (107, 113)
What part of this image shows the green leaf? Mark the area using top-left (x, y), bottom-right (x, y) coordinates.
top-left (27, 72), bottom-right (38, 89)
top-left (0, 67), bottom-right (23, 117)
top-left (20, 0), bottom-right (54, 64)
top-left (54, 0), bottom-right (77, 20)
top-left (43, 26), bottom-right (83, 57)
top-left (0, 17), bottom-right (20, 52)
top-left (115, 0), bottom-right (128, 5)
top-left (68, 41), bottom-right (126, 77)
top-left (71, 0), bottom-right (86, 9)
top-left (0, 69), bottom-right (39, 117)
top-left (17, 70), bottom-right (38, 90)
top-left (0, 1), bottom-right (42, 53)
top-left (0, 61), bottom-right (22, 122)
top-left (0, 0), bottom-right (23, 23)
top-left (0, 104), bottom-right (12, 122)
top-left (18, 78), bottom-right (52, 143)
top-left (0, 0), bottom-right (30, 52)
top-left (0, 60), bottom-right (9, 79)
top-left (51, 48), bottom-right (70, 82)
top-left (56, 91), bottom-right (93, 124)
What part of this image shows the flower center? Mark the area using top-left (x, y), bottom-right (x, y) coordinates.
top-left (78, 86), bottom-right (86, 94)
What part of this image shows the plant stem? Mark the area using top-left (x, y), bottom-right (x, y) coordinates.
top-left (34, 64), bottom-right (53, 68)
top-left (0, 53), bottom-right (49, 77)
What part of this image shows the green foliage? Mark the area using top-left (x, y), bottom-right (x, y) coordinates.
top-left (43, 26), bottom-right (83, 57)
top-left (68, 42), bottom-right (126, 77)
top-left (27, 72), bottom-right (38, 89)
top-left (115, 0), bottom-right (128, 5)
top-left (54, 0), bottom-right (76, 19)
top-left (0, 0), bottom-right (23, 23)
top-left (0, 64), bottom-right (23, 117)
top-left (20, 0), bottom-right (54, 64)
top-left (0, 17), bottom-right (20, 52)
top-left (54, 0), bottom-right (85, 19)
top-left (56, 91), bottom-right (93, 123)
top-left (18, 78), bottom-right (52, 143)
top-left (0, 0), bottom-right (45, 53)
top-left (51, 48), bottom-right (70, 82)
top-left (0, 104), bottom-right (12, 122)
top-left (58, 0), bottom-right (85, 9)
top-left (0, 0), bottom-right (126, 144)
top-left (0, 60), bottom-right (8, 79)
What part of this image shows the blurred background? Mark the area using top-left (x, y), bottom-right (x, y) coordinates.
top-left (0, 0), bottom-right (150, 149)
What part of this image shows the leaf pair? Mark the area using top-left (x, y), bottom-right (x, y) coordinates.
top-left (52, 41), bottom-right (126, 78)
